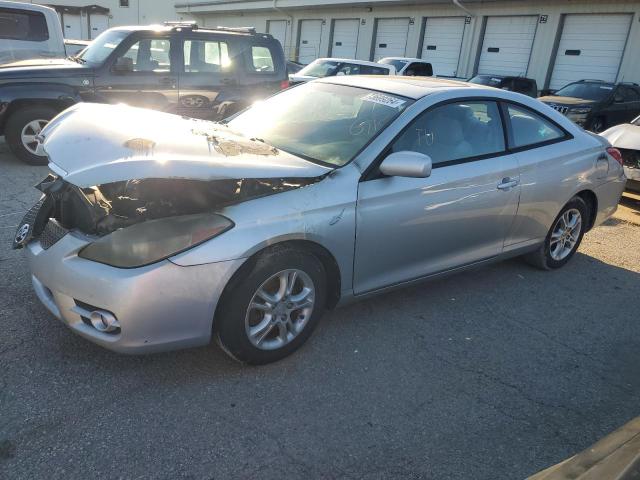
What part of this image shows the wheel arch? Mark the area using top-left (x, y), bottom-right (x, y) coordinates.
top-left (575, 189), bottom-right (598, 231)
top-left (213, 239), bottom-right (342, 331)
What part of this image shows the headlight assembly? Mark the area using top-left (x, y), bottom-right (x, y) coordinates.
top-left (79, 213), bottom-right (233, 268)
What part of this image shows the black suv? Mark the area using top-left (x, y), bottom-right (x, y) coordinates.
top-left (468, 75), bottom-right (538, 97)
top-left (538, 80), bottom-right (640, 133)
top-left (0, 22), bottom-right (288, 164)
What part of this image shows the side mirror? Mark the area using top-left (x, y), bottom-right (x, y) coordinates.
top-left (614, 94), bottom-right (624, 103)
top-left (113, 56), bottom-right (134, 73)
top-left (336, 71), bottom-right (346, 76)
top-left (379, 151), bottom-right (432, 178)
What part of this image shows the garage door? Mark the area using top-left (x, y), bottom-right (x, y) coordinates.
top-left (373, 18), bottom-right (409, 60)
top-left (478, 16), bottom-right (538, 76)
top-left (298, 19), bottom-right (323, 64)
top-left (330, 19), bottom-right (359, 58)
top-left (549, 14), bottom-right (633, 90)
top-left (420, 17), bottom-right (466, 77)
top-left (89, 13), bottom-right (109, 39)
top-left (267, 20), bottom-right (288, 55)
top-left (62, 13), bottom-right (83, 39)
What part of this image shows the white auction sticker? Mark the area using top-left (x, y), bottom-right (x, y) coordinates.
top-left (362, 92), bottom-right (406, 109)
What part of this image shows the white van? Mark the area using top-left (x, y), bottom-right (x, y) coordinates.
top-left (0, 1), bottom-right (65, 64)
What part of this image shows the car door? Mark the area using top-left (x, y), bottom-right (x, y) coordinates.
top-left (177, 34), bottom-right (241, 120)
top-left (501, 102), bottom-right (576, 246)
top-left (93, 33), bottom-right (180, 112)
top-left (353, 99), bottom-right (521, 294)
top-left (615, 86), bottom-right (640, 124)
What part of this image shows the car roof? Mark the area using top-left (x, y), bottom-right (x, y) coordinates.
top-left (318, 75), bottom-right (489, 99)
top-left (313, 58), bottom-right (392, 68)
top-left (379, 57), bottom-right (424, 62)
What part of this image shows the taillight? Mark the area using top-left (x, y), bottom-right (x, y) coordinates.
top-left (280, 79), bottom-right (290, 90)
top-left (606, 147), bottom-right (623, 166)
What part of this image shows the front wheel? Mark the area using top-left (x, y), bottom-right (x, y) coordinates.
top-left (590, 116), bottom-right (606, 134)
top-left (524, 196), bottom-right (588, 270)
top-left (215, 247), bottom-right (327, 365)
top-left (5, 106), bottom-right (58, 165)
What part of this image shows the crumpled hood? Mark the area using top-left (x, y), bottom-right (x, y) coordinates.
top-left (538, 95), bottom-right (598, 106)
top-left (600, 123), bottom-right (640, 150)
top-left (41, 103), bottom-right (332, 188)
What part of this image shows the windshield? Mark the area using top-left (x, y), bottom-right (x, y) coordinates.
top-left (297, 60), bottom-right (341, 78)
top-left (469, 75), bottom-right (504, 87)
top-left (228, 82), bottom-right (412, 166)
top-left (78, 29), bottom-right (129, 64)
top-left (553, 82), bottom-right (614, 101)
top-left (379, 59), bottom-right (408, 71)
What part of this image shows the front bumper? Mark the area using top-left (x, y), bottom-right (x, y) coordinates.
top-left (26, 232), bottom-right (245, 354)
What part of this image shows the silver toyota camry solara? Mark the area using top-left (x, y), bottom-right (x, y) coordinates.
top-left (15, 76), bottom-right (626, 364)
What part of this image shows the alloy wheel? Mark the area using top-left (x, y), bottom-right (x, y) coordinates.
top-left (20, 119), bottom-right (48, 156)
top-left (245, 269), bottom-right (315, 350)
top-left (549, 208), bottom-right (582, 261)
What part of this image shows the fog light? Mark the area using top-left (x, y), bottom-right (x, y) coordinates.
top-left (89, 309), bottom-right (120, 332)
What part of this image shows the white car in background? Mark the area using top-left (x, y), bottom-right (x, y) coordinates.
top-left (0, 1), bottom-right (65, 64)
top-left (378, 57), bottom-right (434, 77)
top-left (289, 58), bottom-right (396, 85)
top-left (600, 115), bottom-right (640, 192)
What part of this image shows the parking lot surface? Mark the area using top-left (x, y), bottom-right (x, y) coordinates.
top-left (1, 138), bottom-right (640, 479)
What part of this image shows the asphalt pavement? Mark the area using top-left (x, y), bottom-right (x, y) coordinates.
top-left (1, 138), bottom-right (640, 479)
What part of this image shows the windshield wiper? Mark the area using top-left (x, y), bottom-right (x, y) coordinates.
top-left (67, 55), bottom-right (86, 64)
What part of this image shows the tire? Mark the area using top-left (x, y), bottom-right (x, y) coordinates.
top-left (215, 247), bottom-right (327, 365)
top-left (5, 106), bottom-right (58, 165)
top-left (524, 196), bottom-right (589, 270)
top-left (590, 116), bottom-right (606, 134)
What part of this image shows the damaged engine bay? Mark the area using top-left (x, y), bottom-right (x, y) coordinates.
top-left (15, 173), bottom-right (324, 249)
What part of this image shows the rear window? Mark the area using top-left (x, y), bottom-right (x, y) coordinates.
top-left (0, 7), bottom-right (49, 42)
top-left (250, 45), bottom-right (275, 72)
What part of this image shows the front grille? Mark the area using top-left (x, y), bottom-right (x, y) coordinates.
top-left (549, 104), bottom-right (569, 115)
top-left (39, 219), bottom-right (69, 250)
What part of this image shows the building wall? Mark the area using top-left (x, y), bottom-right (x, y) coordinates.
top-left (177, 0), bottom-right (640, 89)
top-left (26, 0), bottom-right (190, 39)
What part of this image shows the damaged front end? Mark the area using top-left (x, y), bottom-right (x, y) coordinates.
top-left (13, 173), bottom-right (323, 266)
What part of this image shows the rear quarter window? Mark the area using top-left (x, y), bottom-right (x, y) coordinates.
top-left (250, 45), bottom-right (275, 72)
top-left (0, 7), bottom-right (49, 42)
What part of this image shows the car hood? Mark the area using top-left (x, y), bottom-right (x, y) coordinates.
top-left (0, 58), bottom-right (91, 78)
top-left (41, 103), bottom-right (332, 188)
top-left (538, 95), bottom-right (598, 106)
top-left (600, 123), bottom-right (640, 150)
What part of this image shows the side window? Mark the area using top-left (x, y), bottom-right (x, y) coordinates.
top-left (336, 63), bottom-right (360, 75)
top-left (183, 39), bottom-right (229, 73)
top-left (390, 101), bottom-right (505, 165)
top-left (619, 86), bottom-right (640, 102)
top-left (0, 8), bottom-right (48, 42)
top-left (119, 38), bottom-right (171, 72)
top-left (507, 104), bottom-right (565, 148)
top-left (360, 65), bottom-right (390, 75)
top-left (250, 45), bottom-right (275, 72)
top-left (405, 62), bottom-right (432, 76)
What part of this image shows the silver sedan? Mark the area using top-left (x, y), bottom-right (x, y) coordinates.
top-left (15, 76), bottom-right (626, 364)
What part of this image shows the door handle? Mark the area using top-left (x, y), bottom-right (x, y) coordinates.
top-left (497, 178), bottom-right (519, 190)
top-left (221, 77), bottom-right (236, 85)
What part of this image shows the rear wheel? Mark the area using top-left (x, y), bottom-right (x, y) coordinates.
top-left (215, 247), bottom-right (326, 365)
top-left (5, 106), bottom-right (58, 165)
top-left (524, 196), bottom-right (588, 270)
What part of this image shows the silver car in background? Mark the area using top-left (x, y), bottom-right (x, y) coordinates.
top-left (15, 76), bottom-right (626, 364)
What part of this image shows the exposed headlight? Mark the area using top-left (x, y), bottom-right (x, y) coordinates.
top-left (79, 213), bottom-right (233, 268)
top-left (569, 107), bottom-right (592, 114)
